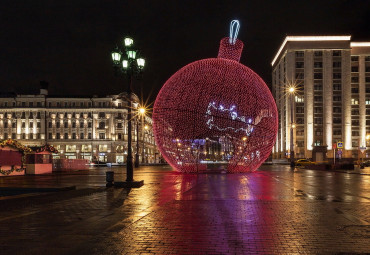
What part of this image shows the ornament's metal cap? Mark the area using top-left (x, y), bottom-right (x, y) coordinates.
top-left (217, 37), bottom-right (244, 62)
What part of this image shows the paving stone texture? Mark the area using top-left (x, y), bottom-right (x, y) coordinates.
top-left (0, 164), bottom-right (369, 254)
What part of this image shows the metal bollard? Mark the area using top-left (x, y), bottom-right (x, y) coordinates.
top-left (106, 171), bottom-right (114, 187)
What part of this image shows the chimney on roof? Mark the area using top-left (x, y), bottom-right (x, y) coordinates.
top-left (40, 81), bottom-right (49, 95)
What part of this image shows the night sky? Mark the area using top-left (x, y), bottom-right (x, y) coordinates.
top-left (1, 0), bottom-right (369, 103)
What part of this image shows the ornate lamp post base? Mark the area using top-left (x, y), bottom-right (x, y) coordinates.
top-left (114, 180), bottom-right (144, 188)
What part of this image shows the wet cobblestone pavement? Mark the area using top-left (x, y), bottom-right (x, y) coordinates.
top-left (0, 165), bottom-right (369, 254)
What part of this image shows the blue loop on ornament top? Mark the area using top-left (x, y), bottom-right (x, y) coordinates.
top-left (229, 20), bottom-right (240, 45)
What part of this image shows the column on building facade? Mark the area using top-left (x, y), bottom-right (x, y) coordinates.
top-left (40, 112), bottom-right (46, 140)
top-left (342, 50), bottom-right (352, 154)
top-left (359, 55), bottom-right (366, 146)
top-left (16, 112), bottom-right (22, 139)
top-left (286, 51), bottom-right (295, 156)
top-left (279, 59), bottom-right (286, 155)
top-left (109, 112), bottom-right (114, 140)
top-left (25, 111), bottom-right (30, 139)
top-left (323, 50), bottom-right (333, 150)
top-left (304, 50), bottom-right (314, 157)
top-left (272, 69), bottom-right (279, 156)
top-left (92, 112), bottom-right (97, 139)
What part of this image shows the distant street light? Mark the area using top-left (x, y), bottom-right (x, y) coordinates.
top-left (111, 36), bottom-right (145, 187)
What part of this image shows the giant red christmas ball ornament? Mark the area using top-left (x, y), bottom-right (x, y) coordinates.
top-left (153, 23), bottom-right (278, 173)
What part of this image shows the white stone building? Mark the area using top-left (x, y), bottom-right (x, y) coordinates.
top-left (0, 83), bottom-right (159, 163)
top-left (272, 36), bottom-right (370, 160)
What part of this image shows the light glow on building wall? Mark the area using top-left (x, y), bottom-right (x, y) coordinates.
top-left (351, 42), bottom-right (370, 47)
top-left (271, 36), bottom-right (351, 66)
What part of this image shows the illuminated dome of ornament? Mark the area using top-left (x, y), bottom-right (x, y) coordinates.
top-left (153, 21), bottom-right (278, 173)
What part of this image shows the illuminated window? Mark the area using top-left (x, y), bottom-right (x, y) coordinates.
top-left (295, 96), bottom-right (304, 103)
top-left (351, 98), bottom-right (359, 105)
top-left (99, 144), bottom-right (108, 152)
top-left (314, 140), bottom-right (321, 146)
top-left (66, 145), bottom-right (76, 152)
top-left (82, 145), bottom-right (91, 152)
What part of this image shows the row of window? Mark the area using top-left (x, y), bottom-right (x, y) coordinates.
top-left (0, 101), bottom-right (126, 108)
top-left (352, 56), bottom-right (370, 61)
top-left (295, 50), bottom-right (343, 57)
top-left (296, 61), bottom-right (343, 68)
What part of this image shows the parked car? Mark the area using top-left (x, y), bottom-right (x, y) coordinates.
top-left (361, 160), bottom-right (370, 167)
top-left (294, 159), bottom-right (315, 167)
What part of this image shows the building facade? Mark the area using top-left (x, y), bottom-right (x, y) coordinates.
top-left (0, 85), bottom-right (159, 163)
top-left (272, 36), bottom-right (370, 160)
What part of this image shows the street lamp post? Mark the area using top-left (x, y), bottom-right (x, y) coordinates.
top-left (111, 36), bottom-right (145, 188)
top-left (289, 87), bottom-right (295, 167)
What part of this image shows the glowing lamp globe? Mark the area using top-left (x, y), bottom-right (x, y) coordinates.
top-left (153, 21), bottom-right (278, 173)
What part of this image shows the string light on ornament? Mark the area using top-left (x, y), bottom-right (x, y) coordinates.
top-left (152, 20), bottom-right (278, 173)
